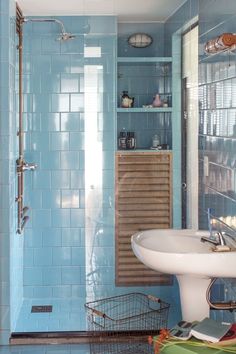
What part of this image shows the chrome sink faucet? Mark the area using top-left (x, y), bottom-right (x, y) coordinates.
top-left (201, 209), bottom-right (227, 246)
top-left (201, 231), bottom-right (226, 246)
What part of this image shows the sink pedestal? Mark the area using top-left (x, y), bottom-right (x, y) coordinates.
top-left (177, 275), bottom-right (211, 322)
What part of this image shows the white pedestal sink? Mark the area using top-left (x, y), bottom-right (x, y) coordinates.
top-left (131, 229), bottom-right (236, 322)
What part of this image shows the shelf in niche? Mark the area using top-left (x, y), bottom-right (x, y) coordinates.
top-left (117, 107), bottom-right (172, 113)
top-left (117, 57), bottom-right (172, 64)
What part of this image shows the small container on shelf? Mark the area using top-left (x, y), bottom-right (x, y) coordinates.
top-left (152, 93), bottom-right (163, 107)
top-left (121, 91), bottom-right (134, 108)
top-left (118, 131), bottom-right (127, 150)
top-left (152, 134), bottom-right (160, 148)
top-left (126, 132), bottom-right (136, 149)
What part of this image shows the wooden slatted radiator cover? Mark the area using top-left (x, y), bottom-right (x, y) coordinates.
top-left (115, 152), bottom-right (173, 286)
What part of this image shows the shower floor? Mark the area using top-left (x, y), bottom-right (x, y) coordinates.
top-left (1, 343), bottom-right (153, 354)
top-left (14, 298), bottom-right (87, 332)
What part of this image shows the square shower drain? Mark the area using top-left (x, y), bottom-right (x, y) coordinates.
top-left (31, 305), bottom-right (53, 313)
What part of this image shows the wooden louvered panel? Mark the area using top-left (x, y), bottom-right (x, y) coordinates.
top-left (119, 171), bottom-right (170, 178)
top-left (118, 184), bottom-right (169, 191)
top-left (119, 190), bottom-right (169, 198)
top-left (118, 177), bottom-right (169, 185)
top-left (118, 210), bottom-right (170, 217)
top-left (119, 164), bottom-right (170, 172)
top-left (119, 197), bottom-right (170, 204)
top-left (119, 204), bottom-right (169, 211)
top-left (116, 152), bottom-right (172, 286)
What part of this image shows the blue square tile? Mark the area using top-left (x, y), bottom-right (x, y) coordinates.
top-left (40, 73), bottom-right (61, 93)
top-left (41, 113), bottom-right (60, 132)
top-left (34, 247), bottom-right (52, 266)
top-left (61, 190), bottom-right (80, 208)
top-left (31, 54), bottom-right (51, 73)
top-left (33, 286), bottom-right (53, 298)
top-left (71, 248), bottom-right (85, 266)
top-left (32, 171), bottom-right (51, 189)
top-left (70, 209), bottom-right (85, 227)
top-left (24, 267), bottom-right (43, 286)
top-left (61, 73), bottom-right (79, 93)
top-left (42, 228), bottom-right (62, 247)
top-left (31, 132), bottom-right (50, 151)
top-left (51, 55), bottom-right (70, 73)
top-left (70, 55), bottom-right (84, 74)
top-left (70, 94), bottom-right (84, 112)
top-left (53, 247), bottom-right (71, 266)
top-left (32, 209), bottom-right (51, 228)
top-left (41, 151), bottom-right (60, 170)
top-left (61, 112), bottom-right (80, 131)
top-left (69, 132), bottom-right (85, 150)
top-left (52, 286), bottom-right (72, 298)
top-left (42, 267), bottom-right (62, 286)
top-left (60, 151), bottom-right (80, 170)
top-left (52, 209), bottom-right (70, 227)
top-left (24, 229), bottom-right (43, 248)
top-left (51, 171), bottom-right (70, 189)
top-left (61, 228), bottom-right (81, 246)
top-left (32, 93), bottom-right (51, 113)
top-left (70, 170), bottom-right (85, 189)
top-left (51, 93), bottom-right (70, 112)
top-left (61, 266), bottom-right (81, 285)
top-left (50, 132), bottom-right (69, 150)
top-left (42, 189), bottom-right (61, 209)
top-left (41, 37), bottom-right (60, 54)
top-left (24, 248), bottom-right (34, 267)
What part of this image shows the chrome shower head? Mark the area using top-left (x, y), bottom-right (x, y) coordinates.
top-left (56, 32), bottom-right (76, 41)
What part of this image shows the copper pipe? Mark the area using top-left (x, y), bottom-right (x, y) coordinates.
top-left (207, 278), bottom-right (236, 311)
top-left (18, 20), bottom-right (23, 160)
top-left (16, 18), bottom-right (24, 234)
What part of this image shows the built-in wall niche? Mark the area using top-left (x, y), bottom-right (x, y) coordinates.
top-left (117, 111), bottom-right (172, 150)
top-left (117, 57), bottom-right (172, 150)
top-left (117, 58), bottom-right (172, 109)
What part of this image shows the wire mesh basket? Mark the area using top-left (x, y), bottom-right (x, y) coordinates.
top-left (90, 342), bottom-right (153, 354)
top-left (85, 292), bottom-right (170, 334)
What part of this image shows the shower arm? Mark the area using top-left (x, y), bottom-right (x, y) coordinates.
top-left (23, 18), bottom-right (67, 36)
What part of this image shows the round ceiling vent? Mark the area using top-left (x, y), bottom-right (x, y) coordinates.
top-left (128, 33), bottom-right (153, 48)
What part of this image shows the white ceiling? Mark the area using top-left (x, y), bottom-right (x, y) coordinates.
top-left (17, 0), bottom-right (187, 22)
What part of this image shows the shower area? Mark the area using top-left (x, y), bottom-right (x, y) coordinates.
top-left (14, 10), bottom-right (118, 332)
top-left (6, 5), bottom-right (179, 335)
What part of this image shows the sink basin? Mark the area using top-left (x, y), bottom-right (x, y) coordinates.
top-left (131, 229), bottom-right (236, 322)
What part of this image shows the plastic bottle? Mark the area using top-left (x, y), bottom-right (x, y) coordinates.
top-left (152, 134), bottom-right (160, 148)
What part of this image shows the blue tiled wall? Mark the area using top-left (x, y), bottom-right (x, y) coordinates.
top-left (198, 0), bottom-right (236, 322)
top-left (164, 0), bottom-right (199, 56)
top-left (0, 0), bottom-right (22, 344)
top-left (118, 23), bottom-right (164, 57)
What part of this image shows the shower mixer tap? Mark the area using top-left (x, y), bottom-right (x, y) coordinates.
top-left (16, 159), bottom-right (37, 172)
top-left (22, 162), bottom-right (37, 172)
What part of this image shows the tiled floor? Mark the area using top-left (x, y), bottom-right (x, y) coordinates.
top-left (14, 298), bottom-right (87, 332)
top-left (0, 343), bottom-right (152, 354)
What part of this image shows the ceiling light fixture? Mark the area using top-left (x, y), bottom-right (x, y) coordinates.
top-left (128, 33), bottom-right (153, 48)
